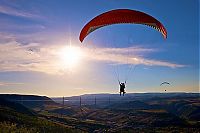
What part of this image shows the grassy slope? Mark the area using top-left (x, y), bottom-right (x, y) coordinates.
top-left (0, 99), bottom-right (81, 133)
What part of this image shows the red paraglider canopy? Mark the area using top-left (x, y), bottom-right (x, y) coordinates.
top-left (79, 9), bottom-right (167, 42)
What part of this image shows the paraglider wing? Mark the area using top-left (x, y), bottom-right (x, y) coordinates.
top-left (79, 9), bottom-right (167, 42)
top-left (160, 82), bottom-right (170, 86)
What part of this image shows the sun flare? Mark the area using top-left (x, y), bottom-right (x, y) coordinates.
top-left (59, 46), bottom-right (83, 68)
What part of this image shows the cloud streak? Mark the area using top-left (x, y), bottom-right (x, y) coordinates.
top-left (0, 5), bottom-right (42, 19)
top-left (0, 81), bottom-right (24, 86)
top-left (85, 47), bottom-right (185, 68)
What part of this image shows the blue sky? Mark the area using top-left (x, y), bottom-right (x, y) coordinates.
top-left (0, 0), bottom-right (199, 96)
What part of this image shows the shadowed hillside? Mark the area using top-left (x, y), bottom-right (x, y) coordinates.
top-left (0, 97), bottom-right (81, 133)
top-left (0, 94), bottom-right (57, 110)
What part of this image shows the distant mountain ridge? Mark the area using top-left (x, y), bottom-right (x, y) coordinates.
top-left (52, 93), bottom-right (199, 107)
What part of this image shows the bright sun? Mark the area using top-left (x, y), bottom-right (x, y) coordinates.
top-left (59, 46), bottom-right (83, 68)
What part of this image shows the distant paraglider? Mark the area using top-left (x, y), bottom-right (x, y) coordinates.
top-left (79, 9), bottom-right (167, 42)
top-left (160, 82), bottom-right (170, 86)
top-left (27, 49), bottom-right (34, 54)
top-left (160, 82), bottom-right (170, 92)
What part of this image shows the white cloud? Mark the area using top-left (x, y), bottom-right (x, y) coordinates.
top-left (0, 41), bottom-right (185, 75)
top-left (0, 41), bottom-right (62, 74)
